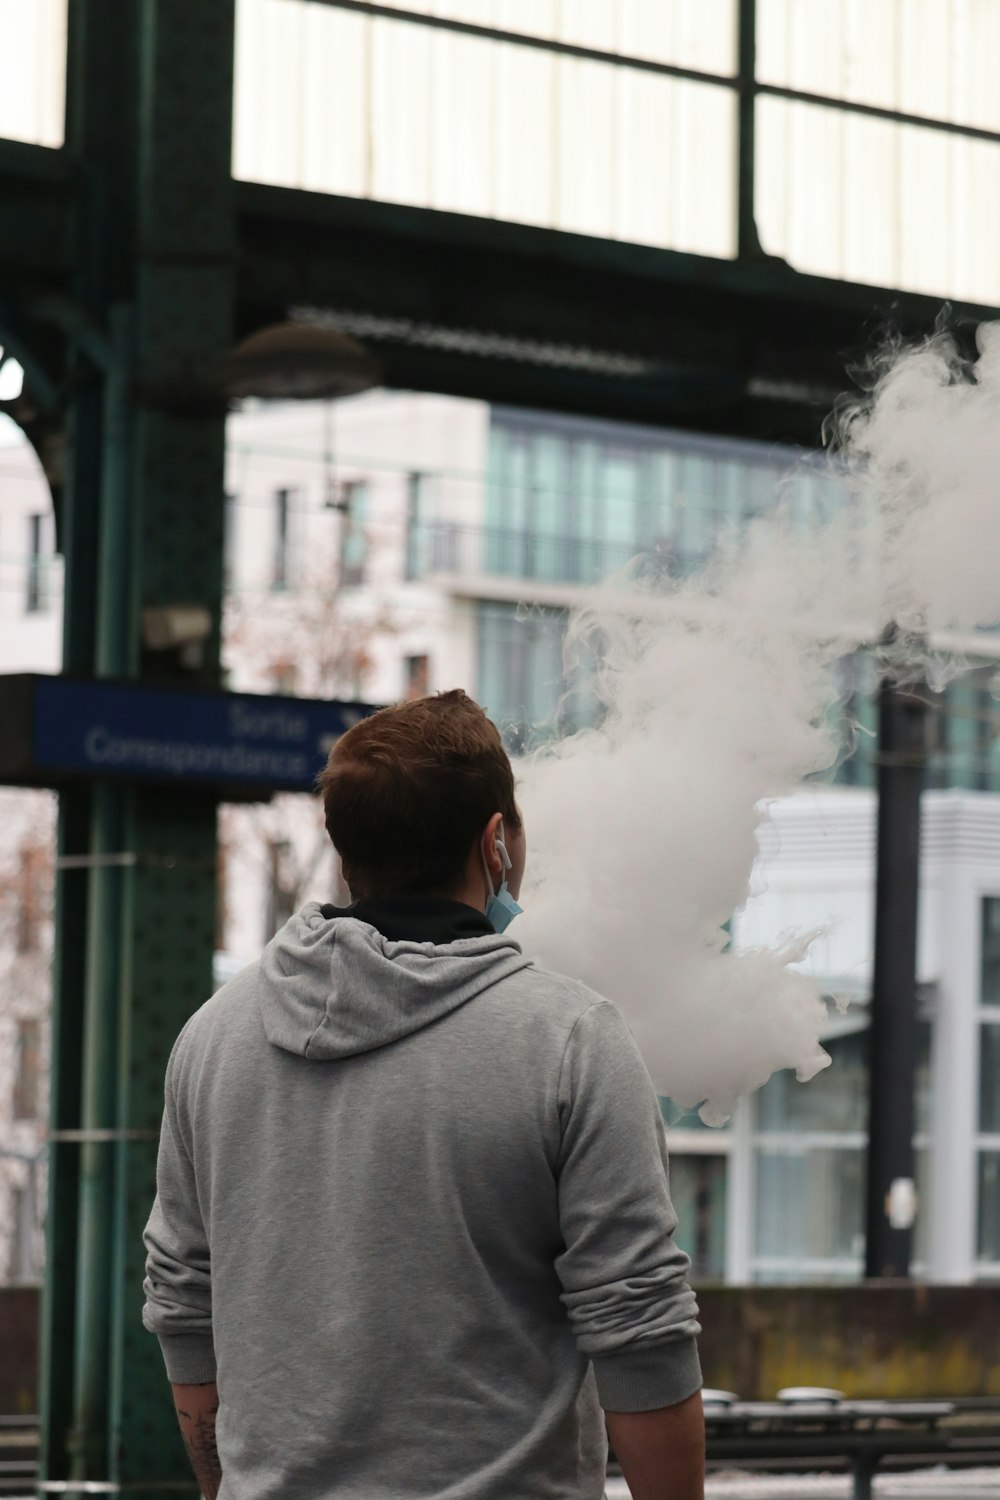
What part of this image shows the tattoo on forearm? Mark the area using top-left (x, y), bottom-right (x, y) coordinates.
top-left (178, 1400), bottom-right (222, 1500)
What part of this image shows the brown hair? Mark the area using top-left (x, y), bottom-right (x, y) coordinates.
top-left (318, 689), bottom-right (520, 899)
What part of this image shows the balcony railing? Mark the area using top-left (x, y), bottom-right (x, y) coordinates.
top-left (406, 520), bottom-right (707, 588)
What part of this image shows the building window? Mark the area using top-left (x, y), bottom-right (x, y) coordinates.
top-left (13, 1018), bottom-right (41, 1121)
top-left (26, 513), bottom-right (47, 613)
top-left (978, 1152), bottom-right (1000, 1268)
top-left (223, 492), bottom-right (238, 587)
top-left (476, 601), bottom-right (600, 751)
top-left (980, 1020), bottom-right (1000, 1138)
top-left (405, 472), bottom-right (424, 581)
top-left (476, 602), bottom-right (568, 750)
top-left (977, 1016), bottom-right (1000, 1265)
top-left (215, 843), bottom-right (228, 955)
top-left (404, 654), bottom-right (430, 700)
top-left (339, 480), bottom-right (370, 586)
top-left (832, 657), bottom-right (1000, 795)
top-left (668, 1154), bottom-right (728, 1283)
top-left (749, 1007), bottom-right (933, 1282)
top-left (265, 839), bottom-right (296, 941)
top-left (981, 897), bottom-right (1000, 1006)
top-left (271, 662), bottom-right (298, 696)
top-left (977, 898), bottom-right (1000, 1274)
top-left (15, 844), bottom-right (46, 953)
top-left (835, 651), bottom-right (878, 790)
top-left (273, 487), bottom-right (293, 589)
top-left (7, 1172), bottom-right (40, 1284)
top-left (403, 470), bottom-right (462, 578)
top-left (754, 1143), bottom-right (867, 1283)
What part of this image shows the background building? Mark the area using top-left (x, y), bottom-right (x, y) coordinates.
top-left (4, 384), bottom-right (1000, 1286)
top-left (5, 1), bottom-right (1000, 1482)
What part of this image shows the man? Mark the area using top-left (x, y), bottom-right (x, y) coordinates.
top-left (143, 690), bottom-right (704, 1500)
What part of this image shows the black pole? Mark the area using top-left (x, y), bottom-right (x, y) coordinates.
top-left (737, 0), bottom-right (763, 259)
top-left (864, 664), bottom-right (926, 1278)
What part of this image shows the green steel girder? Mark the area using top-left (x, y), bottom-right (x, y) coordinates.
top-left (110, 790), bottom-right (219, 1492)
top-left (3, 140), bottom-right (998, 454)
top-left (234, 182), bottom-right (995, 446)
top-left (37, 3), bottom-right (235, 1496)
top-left (0, 139), bottom-right (74, 287)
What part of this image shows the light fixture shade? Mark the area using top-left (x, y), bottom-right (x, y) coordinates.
top-left (223, 322), bottom-right (381, 400)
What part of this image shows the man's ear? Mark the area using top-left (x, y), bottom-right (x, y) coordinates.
top-left (482, 810), bottom-right (504, 877)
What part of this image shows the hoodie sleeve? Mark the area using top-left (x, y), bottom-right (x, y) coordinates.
top-left (554, 1000), bottom-right (702, 1413)
top-left (142, 1031), bottom-right (217, 1384)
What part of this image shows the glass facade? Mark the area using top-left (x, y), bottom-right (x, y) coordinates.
top-left (478, 408), bottom-right (1000, 795)
top-left (756, 1020), bottom-right (933, 1137)
top-left (477, 410), bottom-right (853, 748)
top-left (835, 657), bottom-right (1000, 794)
top-left (754, 1144), bottom-right (866, 1280)
top-left (476, 601), bottom-right (600, 751)
top-left (484, 409), bottom-right (841, 588)
top-left (478, 407), bottom-right (1000, 792)
top-left (978, 1152), bottom-right (1000, 1266)
top-left (668, 1154), bottom-right (728, 1284)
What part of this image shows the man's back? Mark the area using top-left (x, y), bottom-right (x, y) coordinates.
top-left (144, 901), bottom-right (701, 1499)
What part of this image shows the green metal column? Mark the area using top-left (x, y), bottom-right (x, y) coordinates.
top-left (110, 3), bottom-right (236, 1473)
top-left (40, 790), bottom-right (90, 1482)
top-left (41, 1), bottom-right (125, 1475)
top-left (737, 0), bottom-right (762, 258)
top-left (43, 2), bottom-right (235, 1492)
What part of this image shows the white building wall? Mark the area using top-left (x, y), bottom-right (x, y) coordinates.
top-left (734, 787), bottom-right (1000, 1282)
top-left (0, 421), bottom-right (60, 1279)
top-left (224, 391), bottom-right (485, 704)
top-left (0, 429), bottom-right (61, 674)
top-left (219, 391), bottom-right (489, 966)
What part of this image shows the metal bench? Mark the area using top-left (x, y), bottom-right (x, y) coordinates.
top-left (699, 1393), bottom-right (1000, 1500)
top-left (6, 1401), bottom-right (1000, 1499)
top-left (0, 1415), bottom-right (38, 1496)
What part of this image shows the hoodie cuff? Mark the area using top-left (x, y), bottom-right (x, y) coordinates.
top-left (157, 1333), bottom-right (218, 1385)
top-left (592, 1337), bottom-right (702, 1413)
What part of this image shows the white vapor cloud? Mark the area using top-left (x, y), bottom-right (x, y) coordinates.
top-left (515, 324), bottom-right (1000, 1123)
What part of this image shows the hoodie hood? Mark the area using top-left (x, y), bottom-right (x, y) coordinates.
top-left (258, 901), bottom-right (533, 1060)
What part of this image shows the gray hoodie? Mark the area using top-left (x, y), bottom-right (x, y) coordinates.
top-left (143, 902), bottom-right (701, 1500)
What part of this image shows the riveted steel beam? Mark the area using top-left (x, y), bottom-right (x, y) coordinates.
top-left (41, 5), bottom-right (235, 1496)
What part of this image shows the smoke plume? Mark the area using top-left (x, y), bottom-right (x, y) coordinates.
top-left (514, 323), bottom-right (1000, 1123)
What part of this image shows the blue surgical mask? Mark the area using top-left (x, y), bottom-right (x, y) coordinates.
top-left (481, 828), bottom-right (523, 933)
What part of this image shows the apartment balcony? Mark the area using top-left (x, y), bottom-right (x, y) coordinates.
top-left (406, 520), bottom-right (703, 606)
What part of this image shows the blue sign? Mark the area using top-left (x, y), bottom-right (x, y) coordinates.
top-left (24, 676), bottom-right (377, 793)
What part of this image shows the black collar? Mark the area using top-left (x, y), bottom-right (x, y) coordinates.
top-left (319, 894), bottom-right (493, 944)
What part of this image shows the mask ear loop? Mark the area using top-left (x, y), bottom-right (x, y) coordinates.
top-left (483, 824), bottom-right (512, 902)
